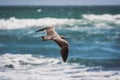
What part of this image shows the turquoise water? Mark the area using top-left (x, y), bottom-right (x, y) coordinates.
top-left (0, 6), bottom-right (120, 19)
top-left (0, 6), bottom-right (120, 80)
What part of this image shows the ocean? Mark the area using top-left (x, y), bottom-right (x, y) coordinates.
top-left (0, 6), bottom-right (120, 80)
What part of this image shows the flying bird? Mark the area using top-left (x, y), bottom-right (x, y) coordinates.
top-left (36, 27), bottom-right (69, 62)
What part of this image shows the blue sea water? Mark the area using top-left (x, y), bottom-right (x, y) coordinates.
top-left (0, 6), bottom-right (120, 80)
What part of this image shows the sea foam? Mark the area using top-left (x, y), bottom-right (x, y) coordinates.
top-left (0, 14), bottom-right (120, 30)
top-left (82, 14), bottom-right (120, 22)
top-left (0, 53), bottom-right (120, 80)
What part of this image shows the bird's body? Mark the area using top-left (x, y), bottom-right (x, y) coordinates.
top-left (36, 27), bottom-right (69, 62)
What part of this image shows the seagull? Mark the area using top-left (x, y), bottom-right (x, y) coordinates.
top-left (36, 27), bottom-right (69, 62)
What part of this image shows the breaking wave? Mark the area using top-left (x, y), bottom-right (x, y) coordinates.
top-left (0, 53), bottom-right (120, 80)
top-left (0, 14), bottom-right (120, 29)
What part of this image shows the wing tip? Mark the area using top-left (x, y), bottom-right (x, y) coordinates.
top-left (61, 46), bottom-right (69, 62)
top-left (63, 59), bottom-right (67, 62)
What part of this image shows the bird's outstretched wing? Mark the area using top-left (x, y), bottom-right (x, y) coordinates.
top-left (60, 46), bottom-right (69, 62)
top-left (35, 27), bottom-right (47, 32)
top-left (35, 27), bottom-right (55, 35)
top-left (35, 26), bottom-right (69, 62)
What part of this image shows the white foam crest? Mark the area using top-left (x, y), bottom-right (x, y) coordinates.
top-left (83, 14), bottom-right (120, 21)
top-left (37, 9), bottom-right (42, 12)
top-left (81, 14), bottom-right (120, 30)
top-left (0, 14), bottom-right (120, 30)
top-left (0, 17), bottom-right (80, 29)
top-left (0, 53), bottom-right (120, 80)
top-left (83, 14), bottom-right (120, 26)
top-left (66, 14), bottom-right (120, 31)
top-left (0, 53), bottom-right (60, 69)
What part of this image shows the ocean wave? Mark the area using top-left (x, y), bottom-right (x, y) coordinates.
top-left (0, 17), bottom-right (79, 29)
top-left (0, 53), bottom-right (120, 80)
top-left (83, 14), bottom-right (120, 22)
top-left (0, 14), bottom-right (120, 30)
top-left (0, 53), bottom-right (60, 69)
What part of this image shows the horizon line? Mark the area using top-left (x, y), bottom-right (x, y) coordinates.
top-left (0, 4), bottom-right (120, 7)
